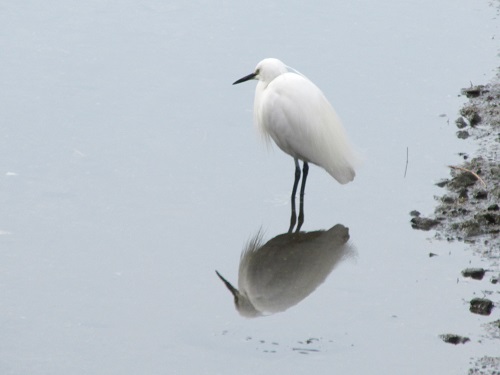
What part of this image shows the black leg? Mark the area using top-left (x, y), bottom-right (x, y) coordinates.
top-left (296, 161), bottom-right (308, 232)
top-left (288, 158), bottom-right (301, 233)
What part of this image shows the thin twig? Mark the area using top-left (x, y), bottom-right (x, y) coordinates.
top-left (404, 147), bottom-right (408, 178)
top-left (448, 165), bottom-right (486, 187)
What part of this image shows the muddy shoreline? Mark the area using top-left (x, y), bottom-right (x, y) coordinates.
top-left (410, 73), bottom-right (500, 373)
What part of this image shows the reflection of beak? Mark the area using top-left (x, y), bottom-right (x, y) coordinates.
top-left (232, 72), bottom-right (256, 85)
top-left (215, 270), bottom-right (239, 298)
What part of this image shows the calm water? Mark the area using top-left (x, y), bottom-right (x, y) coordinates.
top-left (1, 1), bottom-right (499, 374)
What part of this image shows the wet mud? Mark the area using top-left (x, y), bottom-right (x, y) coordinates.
top-left (411, 75), bottom-right (500, 373)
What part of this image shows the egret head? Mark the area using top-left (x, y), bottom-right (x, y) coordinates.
top-left (233, 58), bottom-right (288, 86)
top-left (215, 270), bottom-right (262, 318)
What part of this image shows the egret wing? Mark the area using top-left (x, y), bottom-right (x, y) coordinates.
top-left (257, 73), bottom-right (358, 184)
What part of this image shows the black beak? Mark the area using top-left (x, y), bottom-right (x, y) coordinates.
top-left (233, 72), bottom-right (256, 85)
top-left (215, 270), bottom-right (239, 298)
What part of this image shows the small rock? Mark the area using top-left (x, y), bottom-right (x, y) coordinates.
top-left (469, 112), bottom-right (482, 126)
top-left (461, 85), bottom-right (485, 98)
top-left (448, 172), bottom-right (478, 190)
top-left (409, 210), bottom-right (420, 217)
top-left (435, 179), bottom-right (449, 188)
top-left (475, 212), bottom-right (500, 225)
top-left (461, 220), bottom-right (482, 237)
top-left (458, 188), bottom-right (468, 201)
top-left (470, 298), bottom-right (494, 316)
top-left (491, 275), bottom-right (499, 284)
top-left (473, 190), bottom-right (488, 200)
top-left (439, 333), bottom-right (470, 345)
top-left (410, 216), bottom-right (440, 231)
top-left (487, 204), bottom-right (499, 211)
top-left (456, 130), bottom-right (470, 139)
top-left (441, 195), bottom-right (455, 204)
top-left (429, 253), bottom-right (438, 257)
top-left (460, 106), bottom-right (482, 126)
top-left (455, 117), bottom-right (468, 129)
top-left (461, 268), bottom-right (486, 280)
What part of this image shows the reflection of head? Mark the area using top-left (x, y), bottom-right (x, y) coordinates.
top-left (215, 271), bottom-right (261, 317)
top-left (216, 224), bottom-right (354, 318)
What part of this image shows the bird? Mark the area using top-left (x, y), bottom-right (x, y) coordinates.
top-left (233, 58), bottom-right (359, 232)
top-left (215, 223), bottom-right (354, 317)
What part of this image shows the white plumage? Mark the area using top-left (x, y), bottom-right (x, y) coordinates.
top-left (233, 58), bottom-right (359, 232)
top-left (235, 58), bottom-right (358, 184)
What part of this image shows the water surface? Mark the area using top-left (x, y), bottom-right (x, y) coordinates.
top-left (1, 1), bottom-right (499, 374)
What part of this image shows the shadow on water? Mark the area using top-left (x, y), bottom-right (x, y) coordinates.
top-left (216, 221), bottom-right (356, 318)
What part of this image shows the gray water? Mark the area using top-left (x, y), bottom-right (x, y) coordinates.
top-left (1, 1), bottom-right (499, 374)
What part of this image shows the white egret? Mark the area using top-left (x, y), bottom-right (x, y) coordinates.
top-left (233, 58), bottom-right (359, 232)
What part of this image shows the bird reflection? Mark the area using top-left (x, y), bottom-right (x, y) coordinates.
top-left (216, 223), bottom-right (355, 318)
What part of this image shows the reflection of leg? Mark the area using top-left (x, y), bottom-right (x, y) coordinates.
top-left (296, 161), bottom-right (308, 232)
top-left (288, 158), bottom-right (301, 233)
